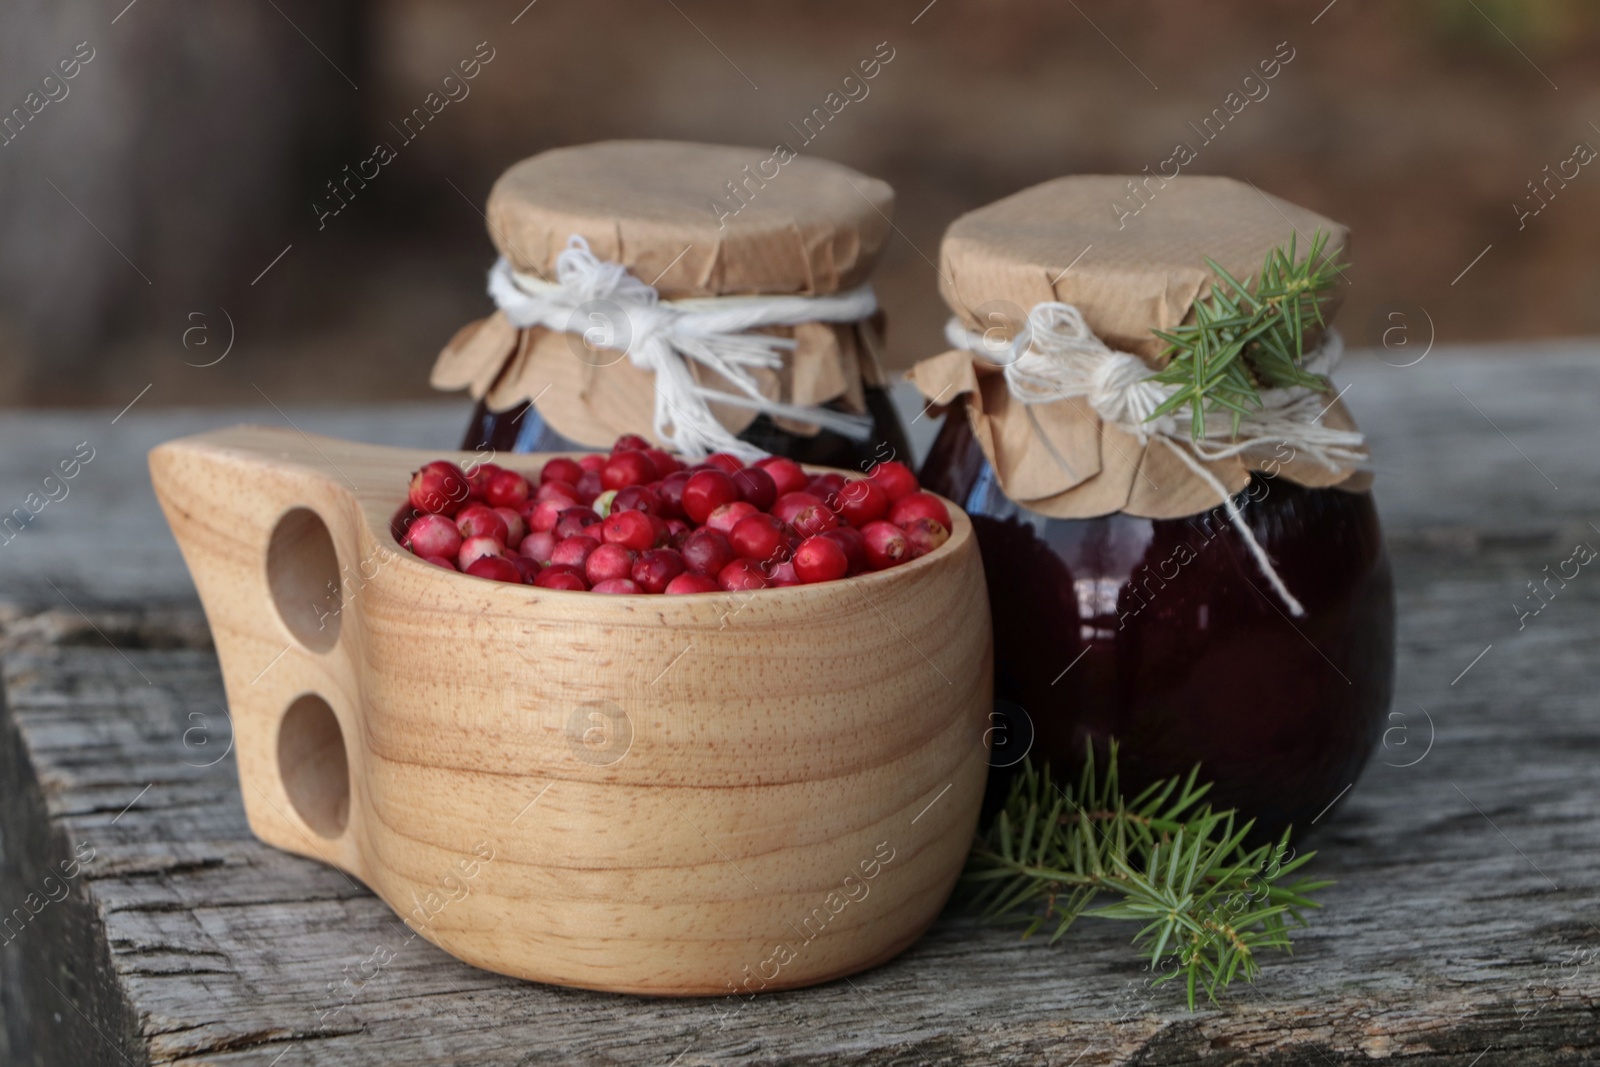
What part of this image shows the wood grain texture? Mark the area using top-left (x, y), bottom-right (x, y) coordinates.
top-left (3, 353), bottom-right (1600, 1064)
top-left (145, 426), bottom-right (993, 996)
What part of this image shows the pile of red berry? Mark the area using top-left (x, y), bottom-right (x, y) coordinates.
top-left (399, 434), bottom-right (953, 594)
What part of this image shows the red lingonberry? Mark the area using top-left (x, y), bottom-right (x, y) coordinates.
top-left (706, 501), bottom-right (759, 535)
top-left (772, 491), bottom-right (825, 526)
top-left (601, 509), bottom-right (656, 552)
top-left (536, 480), bottom-right (582, 506)
top-left (553, 507), bottom-right (600, 540)
top-left (402, 436), bottom-right (936, 592)
top-left (790, 503), bottom-right (839, 538)
top-left (573, 470), bottom-right (603, 504)
top-left (754, 456), bottom-right (808, 496)
top-left (792, 535), bottom-right (849, 584)
top-left (550, 535), bottom-right (599, 570)
top-left (455, 504), bottom-right (509, 544)
top-left (409, 460), bottom-right (471, 516)
top-left (632, 548), bottom-right (687, 593)
top-left (540, 457), bottom-right (583, 486)
top-left (527, 499), bottom-right (564, 533)
top-left (665, 572), bottom-right (720, 594)
top-left (613, 484), bottom-right (662, 515)
top-left (731, 466), bottom-right (777, 511)
top-left (465, 556), bottom-right (523, 584)
top-left (465, 462), bottom-right (502, 501)
top-left (507, 555), bottom-right (542, 583)
top-left (901, 517), bottom-right (950, 558)
top-left (681, 527), bottom-right (735, 576)
top-left (808, 473), bottom-right (847, 497)
top-left (717, 558), bottom-right (770, 591)
top-left (591, 578), bottom-right (640, 594)
top-left (682, 470), bottom-right (740, 525)
top-left (889, 491), bottom-right (952, 531)
top-left (403, 513), bottom-right (463, 559)
top-left (821, 526), bottom-right (867, 575)
top-left (860, 521), bottom-right (909, 570)
top-left (729, 512), bottom-right (789, 563)
top-left (655, 471), bottom-right (692, 519)
top-left (585, 543), bottom-right (637, 585)
top-left (835, 478), bottom-right (889, 527)
top-left (868, 460), bottom-right (919, 502)
top-left (612, 433), bottom-right (651, 454)
top-left (485, 469), bottom-right (532, 509)
top-left (519, 530), bottom-right (556, 563)
top-left (494, 506), bottom-right (526, 547)
top-left (458, 535), bottom-right (505, 570)
top-left (602, 451), bottom-right (657, 490)
top-left (533, 564), bottom-right (588, 590)
top-left (644, 448), bottom-right (682, 476)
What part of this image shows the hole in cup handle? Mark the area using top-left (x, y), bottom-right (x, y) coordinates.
top-left (279, 693), bottom-right (352, 839)
top-left (252, 690), bottom-right (366, 883)
top-left (268, 507), bottom-right (345, 652)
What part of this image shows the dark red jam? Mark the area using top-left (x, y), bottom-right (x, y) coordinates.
top-left (462, 387), bottom-right (910, 473)
top-left (922, 414), bottom-right (1395, 842)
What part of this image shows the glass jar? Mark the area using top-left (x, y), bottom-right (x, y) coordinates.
top-left (436, 140), bottom-right (909, 474)
top-left (922, 413), bottom-right (1395, 841)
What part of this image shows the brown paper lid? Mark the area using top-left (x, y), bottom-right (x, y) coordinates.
top-left (486, 140), bottom-right (894, 298)
top-left (914, 175), bottom-right (1366, 520)
top-left (940, 174), bottom-right (1347, 360)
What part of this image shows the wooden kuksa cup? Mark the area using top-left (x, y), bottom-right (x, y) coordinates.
top-left (150, 426), bottom-right (992, 995)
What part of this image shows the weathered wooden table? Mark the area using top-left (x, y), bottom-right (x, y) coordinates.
top-left (3, 349), bottom-right (1599, 1065)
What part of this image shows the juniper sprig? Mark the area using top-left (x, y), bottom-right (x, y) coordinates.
top-left (1148, 230), bottom-right (1346, 442)
top-left (961, 745), bottom-right (1329, 1008)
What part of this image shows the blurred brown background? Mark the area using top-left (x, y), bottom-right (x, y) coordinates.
top-left (1, 0), bottom-right (1596, 410)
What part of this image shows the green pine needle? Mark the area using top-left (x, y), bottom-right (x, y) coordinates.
top-left (960, 744), bottom-right (1330, 1009)
top-left (1148, 230), bottom-right (1346, 441)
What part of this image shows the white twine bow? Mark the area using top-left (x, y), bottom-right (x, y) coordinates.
top-left (488, 235), bottom-right (878, 459)
top-left (946, 302), bottom-right (1368, 617)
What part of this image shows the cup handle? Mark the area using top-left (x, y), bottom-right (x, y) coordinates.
top-left (150, 427), bottom-right (376, 882)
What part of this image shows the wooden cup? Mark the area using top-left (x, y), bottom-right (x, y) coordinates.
top-left (149, 427), bottom-right (992, 995)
